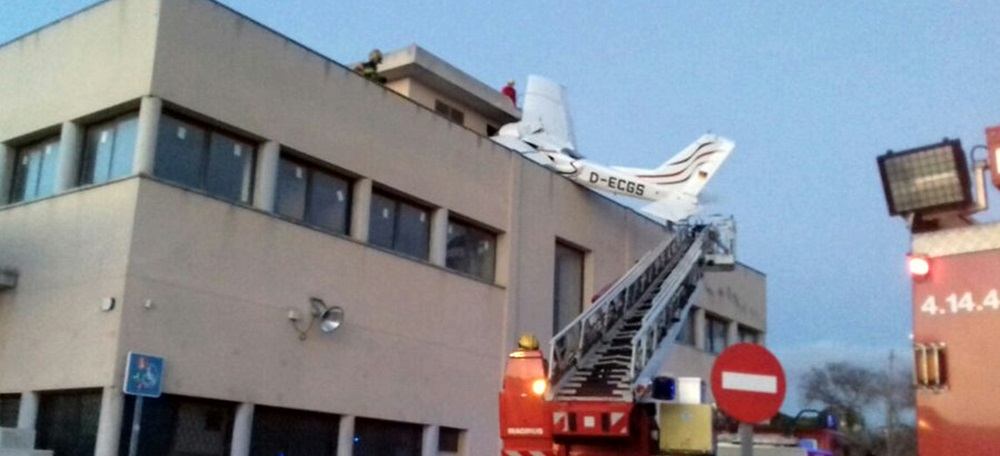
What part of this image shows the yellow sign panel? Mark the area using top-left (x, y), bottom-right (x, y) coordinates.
top-left (659, 403), bottom-right (714, 454)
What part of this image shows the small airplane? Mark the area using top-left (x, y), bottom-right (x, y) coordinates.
top-left (491, 76), bottom-right (735, 222)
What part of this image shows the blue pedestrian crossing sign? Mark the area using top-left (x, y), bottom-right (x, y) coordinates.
top-left (124, 352), bottom-right (164, 398)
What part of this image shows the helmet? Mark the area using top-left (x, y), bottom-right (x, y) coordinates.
top-left (517, 333), bottom-right (539, 350)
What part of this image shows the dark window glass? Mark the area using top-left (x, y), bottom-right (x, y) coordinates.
top-left (250, 406), bottom-right (339, 456)
top-left (368, 193), bottom-right (397, 249)
top-left (438, 427), bottom-right (462, 452)
top-left (554, 242), bottom-right (585, 334)
top-left (275, 156), bottom-right (352, 235)
top-left (36, 389), bottom-right (101, 456)
top-left (80, 113), bottom-right (138, 185)
top-left (396, 202), bottom-right (430, 259)
top-left (0, 393), bottom-right (19, 428)
top-left (155, 115), bottom-right (206, 189)
top-left (368, 191), bottom-right (430, 259)
top-left (446, 219), bottom-right (497, 282)
top-left (118, 394), bottom-right (235, 456)
top-left (677, 310), bottom-right (696, 346)
top-left (275, 159), bottom-right (307, 220)
top-left (10, 137), bottom-right (60, 203)
top-left (353, 418), bottom-right (422, 456)
top-left (308, 171), bottom-right (351, 234)
top-left (738, 325), bottom-right (760, 344)
top-left (706, 315), bottom-right (728, 354)
top-left (154, 114), bottom-right (254, 203)
top-left (433, 100), bottom-right (464, 126)
top-left (205, 133), bottom-right (254, 203)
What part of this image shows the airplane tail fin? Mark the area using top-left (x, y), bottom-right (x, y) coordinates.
top-left (515, 75), bottom-right (579, 157)
top-left (637, 135), bottom-right (734, 199)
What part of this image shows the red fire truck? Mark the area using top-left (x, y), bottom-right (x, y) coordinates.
top-left (878, 126), bottom-right (1000, 454)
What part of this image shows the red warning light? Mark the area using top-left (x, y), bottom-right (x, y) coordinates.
top-left (908, 255), bottom-right (931, 278)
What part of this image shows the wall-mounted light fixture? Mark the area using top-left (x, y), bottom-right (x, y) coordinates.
top-left (289, 297), bottom-right (345, 340)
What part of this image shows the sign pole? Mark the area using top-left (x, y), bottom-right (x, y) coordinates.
top-left (128, 396), bottom-right (143, 456)
top-left (739, 422), bottom-right (753, 456)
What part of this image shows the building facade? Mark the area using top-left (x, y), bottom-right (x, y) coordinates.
top-left (0, 1), bottom-right (766, 455)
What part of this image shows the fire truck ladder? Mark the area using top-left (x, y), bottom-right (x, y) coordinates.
top-left (547, 224), bottom-right (717, 403)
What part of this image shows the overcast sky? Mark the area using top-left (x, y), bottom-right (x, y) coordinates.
top-left (4, 0), bottom-right (999, 414)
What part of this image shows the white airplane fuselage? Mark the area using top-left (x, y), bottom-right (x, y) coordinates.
top-left (543, 153), bottom-right (664, 202)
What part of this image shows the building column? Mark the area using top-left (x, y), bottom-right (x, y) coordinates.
top-left (54, 121), bottom-right (84, 192)
top-left (421, 425), bottom-right (439, 456)
top-left (727, 320), bottom-right (739, 347)
top-left (16, 391), bottom-right (38, 430)
top-left (336, 415), bottom-right (355, 456)
top-left (253, 141), bottom-right (280, 212)
top-left (132, 96), bottom-right (162, 176)
top-left (230, 402), bottom-right (254, 456)
top-left (692, 307), bottom-right (706, 351)
top-left (350, 179), bottom-right (372, 243)
top-left (93, 386), bottom-right (124, 456)
top-left (429, 208), bottom-right (449, 266)
top-left (0, 144), bottom-right (13, 205)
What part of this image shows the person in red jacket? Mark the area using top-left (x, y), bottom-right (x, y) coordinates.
top-left (501, 80), bottom-right (516, 106)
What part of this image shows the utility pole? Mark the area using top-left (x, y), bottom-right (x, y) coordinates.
top-left (886, 350), bottom-right (896, 456)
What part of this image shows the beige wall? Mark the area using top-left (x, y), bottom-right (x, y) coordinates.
top-left (0, 0), bottom-right (765, 454)
top-left (120, 179), bottom-right (504, 437)
top-left (0, 0), bottom-right (158, 142)
top-left (0, 181), bottom-right (138, 391)
top-left (700, 264), bottom-right (767, 332)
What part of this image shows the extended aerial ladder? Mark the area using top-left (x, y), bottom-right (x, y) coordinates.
top-left (500, 219), bottom-right (736, 456)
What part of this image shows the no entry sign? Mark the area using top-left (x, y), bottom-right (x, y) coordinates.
top-left (710, 343), bottom-right (786, 423)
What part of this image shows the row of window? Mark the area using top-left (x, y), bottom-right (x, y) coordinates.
top-left (0, 391), bottom-right (463, 456)
top-left (4, 110), bottom-right (498, 282)
top-left (675, 311), bottom-right (761, 354)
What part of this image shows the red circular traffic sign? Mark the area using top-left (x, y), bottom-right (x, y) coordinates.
top-left (710, 343), bottom-right (786, 423)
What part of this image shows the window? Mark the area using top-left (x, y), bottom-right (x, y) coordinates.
top-left (275, 156), bottom-right (352, 235)
top-left (79, 113), bottom-right (138, 185)
top-left (553, 242), bottom-right (585, 334)
top-left (434, 100), bottom-right (465, 126)
top-left (353, 418), bottom-right (422, 456)
top-left (0, 393), bottom-right (19, 428)
top-left (250, 406), bottom-right (340, 456)
top-left (9, 136), bottom-right (60, 203)
top-left (676, 310), bottom-right (696, 346)
top-left (738, 325), bottom-right (760, 344)
top-left (154, 114), bottom-right (255, 203)
top-left (369, 191), bottom-right (430, 259)
top-left (486, 124), bottom-right (499, 136)
top-left (36, 389), bottom-right (101, 456)
top-left (438, 427), bottom-right (463, 453)
top-left (446, 218), bottom-right (497, 282)
top-left (706, 314), bottom-right (728, 354)
top-left (119, 394), bottom-right (235, 456)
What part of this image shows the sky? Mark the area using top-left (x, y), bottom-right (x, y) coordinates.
top-left (4, 0), bottom-right (999, 414)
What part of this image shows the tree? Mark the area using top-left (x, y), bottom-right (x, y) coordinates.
top-left (800, 358), bottom-right (915, 456)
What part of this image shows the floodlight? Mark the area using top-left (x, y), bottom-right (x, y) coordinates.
top-left (987, 126), bottom-right (1000, 190)
top-left (289, 297), bottom-right (346, 340)
top-left (877, 139), bottom-right (972, 216)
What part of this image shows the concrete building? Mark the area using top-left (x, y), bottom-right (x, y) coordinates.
top-left (0, 0), bottom-right (765, 455)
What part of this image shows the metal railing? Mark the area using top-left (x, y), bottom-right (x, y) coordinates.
top-left (629, 228), bottom-right (707, 384)
top-left (547, 228), bottom-right (694, 391)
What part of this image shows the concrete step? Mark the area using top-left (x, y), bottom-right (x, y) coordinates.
top-left (0, 429), bottom-right (35, 450)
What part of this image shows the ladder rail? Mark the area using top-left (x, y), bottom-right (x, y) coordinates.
top-left (629, 230), bottom-right (707, 384)
top-left (547, 230), bottom-right (688, 390)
